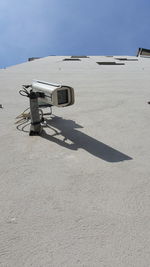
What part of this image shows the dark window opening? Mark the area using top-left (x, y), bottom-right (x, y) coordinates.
top-left (137, 48), bottom-right (150, 57)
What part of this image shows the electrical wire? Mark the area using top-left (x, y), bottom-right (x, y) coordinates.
top-left (19, 86), bottom-right (31, 98)
top-left (17, 84), bottom-right (53, 133)
top-left (15, 106), bottom-right (31, 133)
top-left (15, 107), bottom-right (30, 124)
top-left (16, 107), bottom-right (30, 118)
top-left (16, 120), bottom-right (30, 133)
top-left (15, 107), bottom-right (45, 132)
top-left (41, 106), bottom-right (52, 117)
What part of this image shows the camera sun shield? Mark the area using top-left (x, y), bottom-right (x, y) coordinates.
top-left (32, 80), bottom-right (75, 107)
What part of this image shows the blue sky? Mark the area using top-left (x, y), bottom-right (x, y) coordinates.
top-left (0, 0), bottom-right (150, 67)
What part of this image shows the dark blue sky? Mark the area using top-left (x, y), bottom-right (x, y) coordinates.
top-left (0, 0), bottom-right (150, 67)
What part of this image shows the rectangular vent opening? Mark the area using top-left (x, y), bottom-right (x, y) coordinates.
top-left (71, 56), bottom-right (89, 58)
top-left (28, 57), bottom-right (41, 61)
top-left (115, 58), bottom-right (138, 61)
top-left (97, 62), bottom-right (125, 66)
top-left (63, 58), bottom-right (81, 61)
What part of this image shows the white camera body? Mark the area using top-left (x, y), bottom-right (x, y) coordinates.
top-left (32, 80), bottom-right (75, 107)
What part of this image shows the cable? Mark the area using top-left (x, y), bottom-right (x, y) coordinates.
top-left (19, 89), bottom-right (30, 97)
top-left (39, 108), bottom-right (44, 123)
top-left (15, 107), bottom-right (30, 124)
top-left (17, 84), bottom-right (53, 133)
top-left (16, 107), bottom-right (30, 118)
top-left (19, 85), bottom-right (31, 98)
top-left (16, 106), bottom-right (45, 133)
top-left (41, 106), bottom-right (52, 117)
top-left (16, 120), bottom-right (30, 133)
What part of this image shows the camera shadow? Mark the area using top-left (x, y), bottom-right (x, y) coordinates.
top-left (40, 116), bottom-right (132, 162)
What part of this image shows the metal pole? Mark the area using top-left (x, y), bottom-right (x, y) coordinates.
top-left (29, 91), bottom-right (42, 135)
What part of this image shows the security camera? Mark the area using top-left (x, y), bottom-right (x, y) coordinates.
top-left (32, 80), bottom-right (75, 107)
top-left (19, 80), bottom-right (75, 135)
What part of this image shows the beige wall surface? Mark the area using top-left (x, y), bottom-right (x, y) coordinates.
top-left (0, 56), bottom-right (150, 267)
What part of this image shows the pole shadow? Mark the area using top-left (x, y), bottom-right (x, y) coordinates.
top-left (40, 116), bottom-right (132, 163)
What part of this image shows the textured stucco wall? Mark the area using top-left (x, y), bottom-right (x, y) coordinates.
top-left (0, 56), bottom-right (150, 266)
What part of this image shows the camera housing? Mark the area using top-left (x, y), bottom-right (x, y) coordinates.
top-left (32, 80), bottom-right (75, 107)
